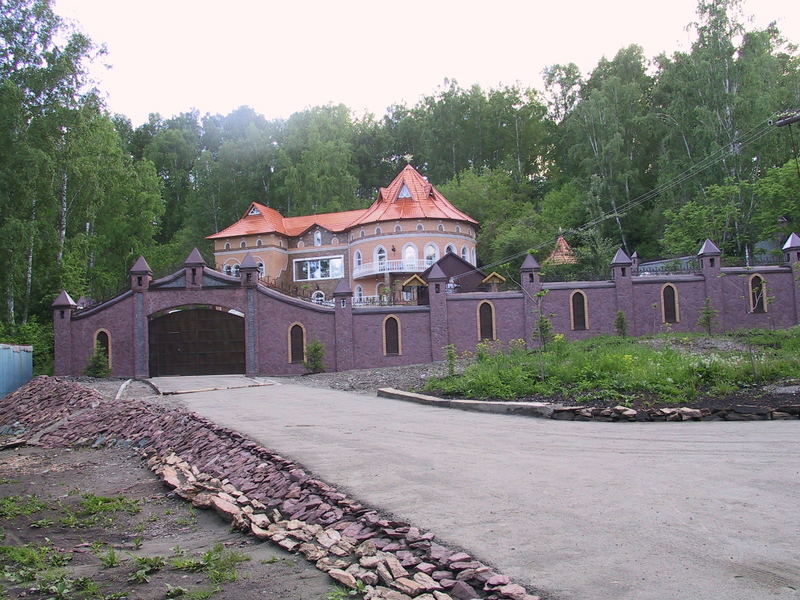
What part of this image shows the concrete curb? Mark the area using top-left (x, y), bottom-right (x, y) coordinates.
top-left (377, 388), bottom-right (554, 418)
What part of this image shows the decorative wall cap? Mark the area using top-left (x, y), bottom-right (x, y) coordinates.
top-left (426, 264), bottom-right (448, 281)
top-left (52, 290), bottom-right (77, 308)
top-left (782, 232), bottom-right (800, 251)
top-left (129, 255), bottom-right (152, 275)
top-left (697, 239), bottom-right (721, 256)
top-left (610, 248), bottom-right (632, 265)
top-left (183, 248), bottom-right (207, 267)
top-left (520, 253), bottom-right (541, 271)
top-left (332, 278), bottom-right (353, 296)
top-left (239, 252), bottom-right (259, 270)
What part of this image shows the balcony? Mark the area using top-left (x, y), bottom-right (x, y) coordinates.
top-left (352, 259), bottom-right (432, 279)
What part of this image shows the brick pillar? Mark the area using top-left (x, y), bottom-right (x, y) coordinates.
top-left (240, 253), bottom-right (260, 375)
top-left (783, 232), bottom-right (800, 324)
top-left (183, 248), bottom-right (206, 290)
top-left (519, 254), bottom-right (542, 348)
top-left (611, 248), bottom-right (634, 332)
top-left (52, 291), bottom-right (77, 376)
top-left (427, 264), bottom-right (449, 360)
top-left (333, 279), bottom-right (354, 372)
top-left (697, 239), bottom-right (722, 328)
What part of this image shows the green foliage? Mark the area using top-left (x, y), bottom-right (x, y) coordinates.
top-left (127, 555), bottom-right (165, 583)
top-left (443, 344), bottom-right (457, 377)
top-left (96, 546), bottom-right (120, 569)
top-left (0, 318), bottom-right (53, 375)
top-left (614, 310), bottom-right (628, 338)
top-left (171, 543), bottom-right (249, 585)
top-left (697, 298), bottom-right (719, 335)
top-left (303, 340), bottom-right (326, 374)
top-left (0, 495), bottom-right (48, 519)
top-left (425, 328), bottom-right (800, 403)
top-left (83, 342), bottom-right (111, 378)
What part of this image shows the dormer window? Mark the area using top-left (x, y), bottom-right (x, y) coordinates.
top-left (248, 206), bottom-right (261, 216)
top-left (398, 184), bottom-right (412, 199)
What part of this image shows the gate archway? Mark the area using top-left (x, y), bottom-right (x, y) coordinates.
top-left (148, 306), bottom-right (245, 376)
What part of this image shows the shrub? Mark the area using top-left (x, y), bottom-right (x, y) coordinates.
top-left (443, 344), bottom-right (457, 377)
top-left (614, 310), bottom-right (628, 338)
top-left (303, 340), bottom-right (325, 373)
top-left (83, 342), bottom-right (110, 378)
top-left (696, 298), bottom-right (718, 335)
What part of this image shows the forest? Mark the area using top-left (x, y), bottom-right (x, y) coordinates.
top-left (1, 0), bottom-right (799, 369)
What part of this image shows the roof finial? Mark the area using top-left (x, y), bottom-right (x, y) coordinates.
top-left (403, 153), bottom-right (413, 164)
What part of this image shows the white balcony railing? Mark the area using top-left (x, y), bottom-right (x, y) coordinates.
top-left (352, 258), bottom-right (432, 279)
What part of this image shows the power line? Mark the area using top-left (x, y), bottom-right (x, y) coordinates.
top-left (450, 114), bottom-right (782, 282)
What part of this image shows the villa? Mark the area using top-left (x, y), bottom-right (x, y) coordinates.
top-left (206, 165), bottom-right (478, 305)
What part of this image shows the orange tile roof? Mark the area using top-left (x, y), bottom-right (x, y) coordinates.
top-left (206, 165), bottom-right (477, 240)
top-left (349, 165), bottom-right (477, 226)
top-left (544, 236), bottom-right (577, 265)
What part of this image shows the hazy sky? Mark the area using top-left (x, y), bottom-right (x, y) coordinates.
top-left (54, 0), bottom-right (799, 126)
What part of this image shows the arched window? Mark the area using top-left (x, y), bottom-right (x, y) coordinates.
top-left (570, 291), bottom-right (588, 331)
top-left (95, 330), bottom-right (110, 369)
top-left (240, 240), bottom-right (247, 248)
top-left (416, 223), bottom-right (423, 231)
top-left (256, 238), bottom-right (263, 247)
top-left (384, 316), bottom-right (400, 355)
top-left (437, 224), bottom-right (444, 232)
top-left (354, 250), bottom-right (363, 268)
top-left (662, 284), bottom-right (679, 323)
top-left (331, 236), bottom-right (338, 245)
top-left (288, 324), bottom-right (305, 364)
top-left (403, 245), bottom-right (417, 269)
top-left (478, 302), bottom-right (495, 341)
top-left (355, 285), bottom-right (363, 301)
top-left (360, 229), bottom-right (365, 238)
top-left (257, 262), bottom-right (265, 277)
top-left (394, 224), bottom-right (402, 233)
top-left (445, 244), bottom-right (455, 254)
top-left (233, 264), bottom-right (241, 277)
top-left (224, 264), bottom-right (232, 276)
top-left (311, 291), bottom-right (325, 304)
top-left (456, 225), bottom-right (462, 234)
top-left (424, 244), bottom-right (438, 266)
top-left (749, 275), bottom-right (767, 313)
top-left (461, 246), bottom-right (469, 262)
top-left (224, 242), bottom-right (231, 250)
top-left (314, 231), bottom-right (322, 246)
top-left (376, 247), bottom-right (387, 270)
top-left (375, 226), bottom-right (382, 235)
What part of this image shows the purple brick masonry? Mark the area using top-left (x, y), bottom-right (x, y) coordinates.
top-left (1, 377), bottom-right (541, 600)
top-left (52, 234), bottom-right (800, 378)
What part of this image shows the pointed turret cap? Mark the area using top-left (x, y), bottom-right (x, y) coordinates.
top-left (240, 252), bottom-right (259, 269)
top-left (697, 239), bottom-right (721, 256)
top-left (183, 248), bottom-right (207, 267)
top-left (782, 232), bottom-right (800, 250)
top-left (333, 278), bottom-right (353, 296)
top-left (52, 290), bottom-right (77, 308)
top-left (631, 251), bottom-right (640, 259)
top-left (520, 253), bottom-right (541, 271)
top-left (611, 248), bottom-right (632, 266)
top-left (427, 264), bottom-right (448, 281)
top-left (129, 255), bottom-right (152, 274)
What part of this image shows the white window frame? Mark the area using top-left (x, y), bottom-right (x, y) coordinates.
top-left (293, 255), bottom-right (345, 281)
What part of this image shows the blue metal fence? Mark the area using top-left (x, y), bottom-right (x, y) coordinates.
top-left (0, 344), bottom-right (33, 398)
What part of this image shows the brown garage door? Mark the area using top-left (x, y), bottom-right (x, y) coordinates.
top-left (148, 307), bottom-right (245, 376)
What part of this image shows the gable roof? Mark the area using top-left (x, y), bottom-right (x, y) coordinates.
top-left (349, 165), bottom-right (477, 227)
top-left (543, 236), bottom-right (577, 265)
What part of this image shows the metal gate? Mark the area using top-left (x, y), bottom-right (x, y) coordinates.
top-left (148, 307), bottom-right (245, 376)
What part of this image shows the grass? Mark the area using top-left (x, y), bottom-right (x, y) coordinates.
top-left (425, 327), bottom-right (800, 404)
top-left (0, 495), bottom-right (49, 519)
top-left (171, 543), bottom-right (250, 584)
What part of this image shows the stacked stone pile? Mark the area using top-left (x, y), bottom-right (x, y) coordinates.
top-left (0, 375), bottom-right (102, 436)
top-left (1, 377), bottom-right (541, 600)
top-left (551, 403), bottom-right (800, 422)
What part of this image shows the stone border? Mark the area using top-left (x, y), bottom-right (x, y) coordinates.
top-left (1, 377), bottom-right (541, 600)
top-left (377, 388), bottom-right (800, 422)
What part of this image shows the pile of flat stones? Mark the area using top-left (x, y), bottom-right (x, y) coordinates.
top-left (551, 403), bottom-right (800, 422)
top-left (0, 377), bottom-right (540, 600)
